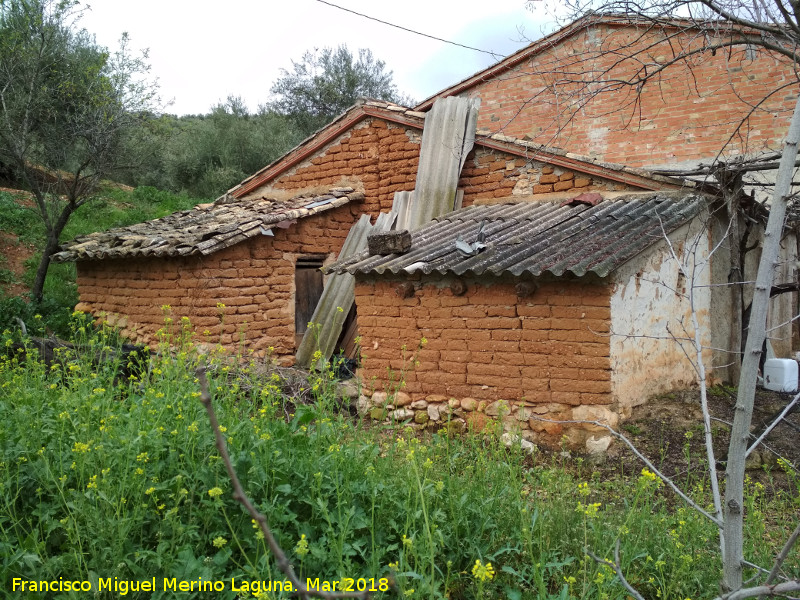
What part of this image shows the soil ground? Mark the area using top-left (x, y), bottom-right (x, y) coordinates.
top-left (0, 230), bottom-right (35, 297)
top-left (0, 188), bottom-right (36, 297)
top-left (593, 387), bottom-right (800, 498)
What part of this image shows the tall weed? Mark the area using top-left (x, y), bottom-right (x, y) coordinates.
top-left (0, 316), bottom-right (796, 599)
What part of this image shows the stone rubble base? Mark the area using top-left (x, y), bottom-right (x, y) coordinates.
top-left (353, 388), bottom-right (616, 455)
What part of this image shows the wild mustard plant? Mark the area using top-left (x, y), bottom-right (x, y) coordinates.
top-left (1, 313), bottom-right (797, 599)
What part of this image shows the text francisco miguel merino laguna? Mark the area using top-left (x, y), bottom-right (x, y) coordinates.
top-left (12, 576), bottom-right (391, 595)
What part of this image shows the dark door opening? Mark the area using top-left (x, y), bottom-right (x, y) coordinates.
top-left (295, 257), bottom-right (325, 349)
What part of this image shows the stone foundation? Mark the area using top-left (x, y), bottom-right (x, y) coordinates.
top-left (356, 389), bottom-right (616, 454)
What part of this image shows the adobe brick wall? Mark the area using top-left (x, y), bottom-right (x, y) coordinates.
top-left (458, 149), bottom-right (633, 203)
top-left (246, 117), bottom-right (638, 213)
top-left (463, 22), bottom-right (796, 167)
top-left (355, 274), bottom-right (616, 447)
top-left (74, 203), bottom-right (361, 362)
top-left (244, 119), bottom-right (422, 216)
top-left (73, 118), bottom-right (636, 365)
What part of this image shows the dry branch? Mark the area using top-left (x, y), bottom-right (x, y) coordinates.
top-left (587, 540), bottom-right (646, 600)
top-left (196, 367), bottom-right (372, 600)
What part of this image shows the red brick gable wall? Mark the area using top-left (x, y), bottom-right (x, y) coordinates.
top-left (74, 203), bottom-right (361, 361)
top-left (463, 23), bottom-right (796, 167)
top-left (248, 119), bottom-right (421, 216)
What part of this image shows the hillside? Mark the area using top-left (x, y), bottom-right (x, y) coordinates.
top-left (0, 185), bottom-right (207, 335)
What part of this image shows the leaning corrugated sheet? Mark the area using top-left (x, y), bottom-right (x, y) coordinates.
top-left (295, 212), bottom-right (395, 367)
top-left (404, 96), bottom-right (481, 231)
top-left (330, 192), bottom-right (708, 279)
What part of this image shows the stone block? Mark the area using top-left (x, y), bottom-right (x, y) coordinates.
top-left (391, 408), bottom-right (414, 420)
top-left (585, 435), bottom-right (612, 455)
top-left (460, 397), bottom-right (478, 411)
top-left (393, 391), bottom-right (412, 407)
top-left (367, 229), bottom-right (412, 255)
top-left (371, 391), bottom-right (388, 407)
top-left (356, 395), bottom-right (371, 416)
top-left (485, 400), bottom-right (511, 417)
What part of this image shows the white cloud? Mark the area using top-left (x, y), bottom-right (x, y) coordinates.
top-left (79, 0), bottom-right (559, 115)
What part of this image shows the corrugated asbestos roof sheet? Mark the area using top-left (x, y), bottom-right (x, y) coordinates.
top-left (405, 96), bottom-right (480, 230)
top-left (329, 192), bottom-right (707, 279)
top-left (52, 187), bottom-right (364, 262)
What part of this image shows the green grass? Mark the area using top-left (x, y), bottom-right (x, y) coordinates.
top-left (1, 317), bottom-right (797, 599)
top-left (0, 186), bottom-right (207, 337)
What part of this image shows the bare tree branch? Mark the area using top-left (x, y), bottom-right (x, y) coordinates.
top-left (586, 539), bottom-right (646, 600)
top-left (196, 367), bottom-right (372, 600)
top-left (745, 391), bottom-right (800, 456)
top-left (763, 521), bottom-right (800, 589)
top-left (717, 578), bottom-right (800, 599)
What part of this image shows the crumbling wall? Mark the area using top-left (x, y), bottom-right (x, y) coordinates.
top-left (458, 149), bottom-right (633, 205)
top-left (609, 218), bottom-right (713, 415)
top-left (74, 204), bottom-right (360, 362)
top-left (355, 274), bottom-right (616, 448)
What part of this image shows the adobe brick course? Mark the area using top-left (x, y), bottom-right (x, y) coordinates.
top-left (247, 118), bottom-right (638, 214)
top-left (75, 204), bottom-right (360, 363)
top-left (355, 274), bottom-right (615, 447)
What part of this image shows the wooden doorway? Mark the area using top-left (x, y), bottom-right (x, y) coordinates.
top-left (295, 256), bottom-right (325, 348)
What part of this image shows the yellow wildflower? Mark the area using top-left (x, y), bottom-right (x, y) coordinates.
top-left (295, 534), bottom-right (309, 557)
top-left (472, 559), bottom-right (495, 582)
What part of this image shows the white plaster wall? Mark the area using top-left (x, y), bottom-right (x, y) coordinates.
top-left (610, 218), bottom-right (713, 415)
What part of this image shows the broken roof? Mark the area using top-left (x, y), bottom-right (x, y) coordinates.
top-left (329, 192), bottom-right (708, 279)
top-left (224, 99), bottom-right (693, 201)
top-left (52, 187), bottom-right (364, 262)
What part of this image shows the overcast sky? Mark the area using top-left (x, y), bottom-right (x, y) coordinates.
top-left (78, 0), bottom-right (561, 115)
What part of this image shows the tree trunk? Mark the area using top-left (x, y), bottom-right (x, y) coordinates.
top-left (31, 235), bottom-right (60, 303)
top-left (723, 171), bottom-right (744, 385)
top-left (30, 202), bottom-right (75, 303)
top-left (722, 95), bottom-right (800, 593)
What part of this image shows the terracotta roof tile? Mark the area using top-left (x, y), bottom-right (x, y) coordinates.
top-left (52, 187), bottom-right (363, 262)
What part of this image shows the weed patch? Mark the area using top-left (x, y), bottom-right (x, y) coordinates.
top-left (0, 317), bottom-right (797, 599)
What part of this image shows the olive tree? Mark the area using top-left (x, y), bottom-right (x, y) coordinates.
top-left (269, 45), bottom-right (411, 137)
top-left (0, 0), bottom-right (159, 302)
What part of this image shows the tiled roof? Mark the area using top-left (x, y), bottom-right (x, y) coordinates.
top-left (52, 187), bottom-right (364, 262)
top-left (328, 191), bottom-right (707, 279)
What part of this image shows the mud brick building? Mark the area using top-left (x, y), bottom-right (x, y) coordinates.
top-left (53, 14), bottom-right (799, 446)
top-left (330, 191), bottom-right (726, 450)
top-left (54, 101), bottom-right (682, 363)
